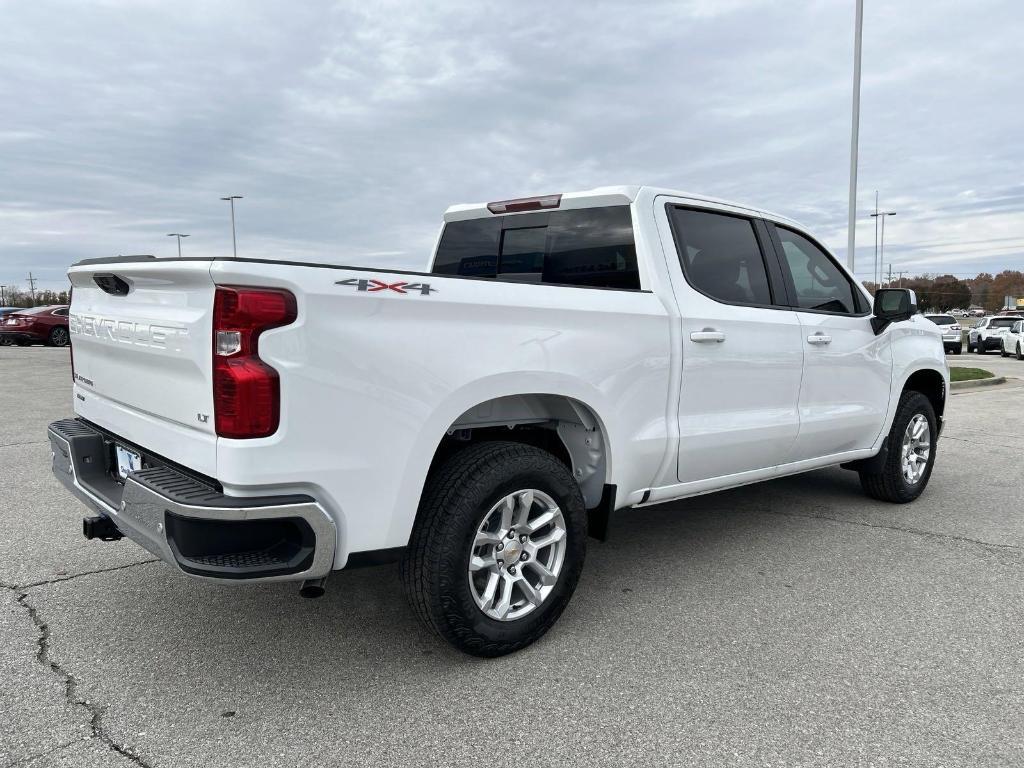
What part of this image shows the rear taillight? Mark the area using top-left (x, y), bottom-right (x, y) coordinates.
top-left (212, 286), bottom-right (297, 439)
top-left (69, 288), bottom-right (75, 382)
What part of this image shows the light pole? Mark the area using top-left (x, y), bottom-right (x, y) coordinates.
top-left (872, 191), bottom-right (879, 288)
top-left (167, 233), bottom-right (190, 258)
top-left (871, 211), bottom-right (896, 285)
top-left (220, 195), bottom-right (243, 258)
top-left (846, 0), bottom-right (864, 271)
top-left (0, 285), bottom-right (6, 305)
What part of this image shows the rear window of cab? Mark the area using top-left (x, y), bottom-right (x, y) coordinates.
top-left (432, 205), bottom-right (640, 290)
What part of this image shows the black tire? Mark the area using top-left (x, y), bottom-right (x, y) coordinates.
top-left (47, 326), bottom-right (70, 347)
top-left (859, 391), bottom-right (937, 503)
top-left (1017, 343), bottom-right (1023, 361)
top-left (976, 342), bottom-right (986, 355)
top-left (1001, 346), bottom-right (1008, 357)
top-left (967, 339), bottom-right (975, 353)
top-left (400, 441), bottom-right (587, 657)
top-left (953, 344), bottom-right (963, 355)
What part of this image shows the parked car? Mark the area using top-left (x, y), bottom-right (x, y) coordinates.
top-left (924, 314), bottom-right (963, 354)
top-left (47, 186), bottom-right (947, 657)
top-left (950, 309), bottom-right (968, 318)
top-left (1001, 320), bottom-right (1024, 359)
top-left (0, 305), bottom-right (70, 346)
top-left (969, 315), bottom-right (1024, 353)
top-left (0, 307), bottom-right (19, 344)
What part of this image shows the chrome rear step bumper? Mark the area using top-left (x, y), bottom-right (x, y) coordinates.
top-left (48, 418), bottom-right (337, 583)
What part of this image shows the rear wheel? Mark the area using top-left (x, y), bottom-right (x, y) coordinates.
top-left (1001, 345), bottom-right (1008, 357)
top-left (400, 441), bottom-right (587, 657)
top-left (859, 391), bottom-right (936, 503)
top-left (1017, 343), bottom-right (1023, 361)
top-left (47, 326), bottom-right (69, 347)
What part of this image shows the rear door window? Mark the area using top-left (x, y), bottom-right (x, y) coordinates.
top-left (432, 206), bottom-right (640, 290)
top-left (666, 207), bottom-right (773, 306)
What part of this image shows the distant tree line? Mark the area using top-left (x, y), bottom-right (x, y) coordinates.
top-left (863, 270), bottom-right (1024, 313)
top-left (0, 287), bottom-right (71, 307)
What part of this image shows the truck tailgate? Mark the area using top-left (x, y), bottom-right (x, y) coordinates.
top-left (68, 260), bottom-right (218, 474)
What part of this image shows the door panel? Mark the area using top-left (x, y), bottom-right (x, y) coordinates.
top-left (677, 303), bottom-right (805, 481)
top-left (791, 312), bottom-right (892, 459)
top-left (767, 223), bottom-right (892, 459)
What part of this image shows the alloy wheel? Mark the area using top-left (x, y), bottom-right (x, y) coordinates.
top-left (51, 327), bottom-right (69, 346)
top-left (901, 414), bottom-right (931, 485)
top-left (468, 489), bottom-right (567, 622)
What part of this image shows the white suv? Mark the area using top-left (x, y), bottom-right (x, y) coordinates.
top-left (970, 316), bottom-right (1024, 354)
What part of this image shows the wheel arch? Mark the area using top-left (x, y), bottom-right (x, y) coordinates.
top-left (385, 375), bottom-right (616, 548)
top-left (902, 367), bottom-right (946, 421)
top-left (435, 392), bottom-right (611, 510)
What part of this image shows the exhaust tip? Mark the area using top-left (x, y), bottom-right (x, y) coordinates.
top-left (299, 577), bottom-right (327, 599)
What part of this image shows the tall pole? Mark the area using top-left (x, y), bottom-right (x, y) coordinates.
top-left (0, 285), bottom-right (5, 305)
top-left (873, 191), bottom-right (879, 288)
top-left (27, 272), bottom-right (37, 306)
top-left (879, 212), bottom-right (895, 279)
top-left (220, 196), bottom-right (243, 258)
top-left (846, 0), bottom-right (864, 271)
top-left (871, 209), bottom-right (895, 288)
top-left (167, 233), bottom-right (190, 258)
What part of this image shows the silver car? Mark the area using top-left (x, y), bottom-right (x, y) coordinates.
top-left (924, 314), bottom-right (963, 354)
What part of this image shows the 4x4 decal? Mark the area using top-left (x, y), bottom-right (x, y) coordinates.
top-left (335, 278), bottom-right (436, 295)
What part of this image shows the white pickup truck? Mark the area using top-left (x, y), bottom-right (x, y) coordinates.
top-left (50, 185), bottom-right (947, 656)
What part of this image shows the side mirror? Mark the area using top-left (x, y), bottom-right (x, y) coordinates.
top-left (871, 288), bottom-right (918, 335)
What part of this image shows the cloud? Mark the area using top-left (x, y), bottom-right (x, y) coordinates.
top-left (0, 0), bottom-right (1021, 292)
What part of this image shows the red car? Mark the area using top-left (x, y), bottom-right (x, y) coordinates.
top-left (0, 305), bottom-right (71, 346)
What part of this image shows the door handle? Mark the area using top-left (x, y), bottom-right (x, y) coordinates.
top-left (690, 329), bottom-right (726, 343)
top-left (807, 333), bottom-right (832, 345)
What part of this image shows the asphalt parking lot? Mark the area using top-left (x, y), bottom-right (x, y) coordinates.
top-left (2, 347), bottom-right (1022, 767)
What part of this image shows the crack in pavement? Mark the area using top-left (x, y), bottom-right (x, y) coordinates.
top-left (940, 435), bottom-right (1022, 450)
top-left (0, 440), bottom-right (48, 450)
top-left (4, 738), bottom-right (81, 768)
top-left (17, 559), bottom-right (160, 590)
top-left (768, 508), bottom-right (1022, 557)
top-left (7, 563), bottom-right (157, 768)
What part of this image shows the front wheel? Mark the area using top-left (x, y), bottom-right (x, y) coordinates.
top-left (1001, 346), bottom-right (1009, 357)
top-left (400, 441), bottom-right (587, 657)
top-left (859, 391), bottom-right (937, 503)
top-left (1017, 343), bottom-right (1023, 361)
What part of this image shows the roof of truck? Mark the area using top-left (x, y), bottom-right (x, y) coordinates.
top-left (443, 185), bottom-right (802, 227)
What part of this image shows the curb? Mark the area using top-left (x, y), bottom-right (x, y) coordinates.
top-left (950, 376), bottom-right (1006, 392)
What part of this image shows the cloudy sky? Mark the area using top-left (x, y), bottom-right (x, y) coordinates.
top-left (1, 0), bottom-right (1022, 294)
